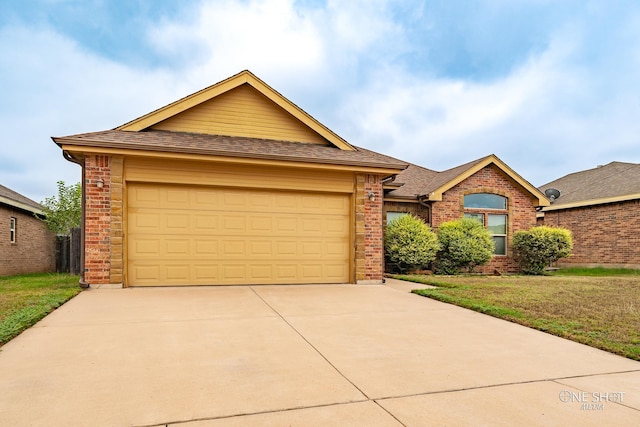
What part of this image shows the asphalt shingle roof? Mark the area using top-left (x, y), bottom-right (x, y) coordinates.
top-left (385, 156), bottom-right (488, 199)
top-left (0, 184), bottom-right (43, 212)
top-left (54, 130), bottom-right (408, 171)
top-left (539, 161), bottom-right (640, 206)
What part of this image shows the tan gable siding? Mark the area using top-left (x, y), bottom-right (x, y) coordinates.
top-left (151, 84), bottom-right (329, 144)
top-left (125, 157), bottom-right (354, 193)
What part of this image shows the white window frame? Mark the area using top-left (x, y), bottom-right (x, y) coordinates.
top-left (488, 214), bottom-right (507, 256)
top-left (10, 217), bottom-right (16, 243)
top-left (463, 193), bottom-right (509, 256)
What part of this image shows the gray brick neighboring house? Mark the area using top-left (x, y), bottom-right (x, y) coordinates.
top-left (0, 184), bottom-right (55, 276)
top-left (538, 161), bottom-right (640, 268)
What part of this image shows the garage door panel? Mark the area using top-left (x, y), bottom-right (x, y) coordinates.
top-left (249, 240), bottom-right (273, 256)
top-left (165, 214), bottom-right (190, 231)
top-left (194, 215), bottom-right (219, 232)
top-left (128, 184), bottom-right (350, 286)
top-left (129, 212), bottom-right (161, 231)
top-left (195, 265), bottom-right (218, 281)
top-left (194, 240), bottom-right (218, 256)
top-left (165, 239), bottom-right (190, 256)
top-left (326, 264), bottom-right (349, 279)
top-left (129, 186), bottom-right (160, 207)
top-left (131, 239), bottom-right (161, 256)
top-left (194, 190), bottom-right (220, 207)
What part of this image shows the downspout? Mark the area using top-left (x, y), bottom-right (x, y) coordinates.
top-left (418, 195), bottom-right (432, 225)
top-left (63, 151), bottom-right (88, 288)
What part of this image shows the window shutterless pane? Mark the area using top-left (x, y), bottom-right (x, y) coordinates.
top-left (488, 214), bottom-right (507, 234)
top-left (464, 193), bottom-right (507, 209)
top-left (10, 217), bottom-right (16, 243)
top-left (386, 212), bottom-right (408, 225)
top-left (493, 236), bottom-right (506, 255)
top-left (464, 213), bottom-right (484, 224)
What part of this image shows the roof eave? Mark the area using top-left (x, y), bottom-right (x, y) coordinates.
top-left (58, 142), bottom-right (406, 174)
top-left (0, 195), bottom-right (44, 216)
top-left (541, 193), bottom-right (640, 211)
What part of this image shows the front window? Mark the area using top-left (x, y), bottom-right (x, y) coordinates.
top-left (464, 193), bottom-right (507, 210)
top-left (386, 212), bottom-right (408, 225)
top-left (488, 214), bottom-right (507, 255)
top-left (10, 217), bottom-right (16, 243)
top-left (464, 193), bottom-right (508, 255)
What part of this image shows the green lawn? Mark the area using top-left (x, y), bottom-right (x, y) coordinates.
top-left (0, 273), bottom-right (81, 347)
top-left (390, 270), bottom-right (640, 360)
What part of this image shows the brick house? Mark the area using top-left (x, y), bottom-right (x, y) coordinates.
top-left (0, 184), bottom-right (55, 276)
top-left (538, 161), bottom-right (640, 269)
top-left (54, 70), bottom-right (406, 288)
top-left (383, 155), bottom-right (550, 273)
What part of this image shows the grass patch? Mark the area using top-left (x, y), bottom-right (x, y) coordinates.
top-left (551, 267), bottom-right (640, 276)
top-left (0, 273), bottom-right (81, 347)
top-left (389, 273), bottom-right (640, 360)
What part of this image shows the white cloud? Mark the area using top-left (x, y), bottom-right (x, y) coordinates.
top-left (2, 0), bottom-right (640, 204)
top-left (0, 25), bottom-right (177, 202)
top-left (337, 10), bottom-right (640, 185)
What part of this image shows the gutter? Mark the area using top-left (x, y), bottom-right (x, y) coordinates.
top-left (0, 196), bottom-right (44, 216)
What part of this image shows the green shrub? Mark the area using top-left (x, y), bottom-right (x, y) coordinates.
top-left (435, 218), bottom-right (494, 274)
top-left (512, 226), bottom-right (573, 275)
top-left (384, 214), bottom-right (439, 272)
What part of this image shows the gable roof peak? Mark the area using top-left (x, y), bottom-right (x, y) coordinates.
top-left (116, 70), bottom-right (355, 151)
top-left (385, 153), bottom-right (549, 207)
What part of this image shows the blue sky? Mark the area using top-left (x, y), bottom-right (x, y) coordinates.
top-left (2, 0), bottom-right (639, 203)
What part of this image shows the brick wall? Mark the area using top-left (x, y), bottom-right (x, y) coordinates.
top-left (355, 174), bottom-right (384, 283)
top-left (84, 155), bottom-right (113, 284)
top-left (541, 200), bottom-right (640, 268)
top-left (0, 205), bottom-right (55, 276)
top-left (431, 164), bottom-right (538, 273)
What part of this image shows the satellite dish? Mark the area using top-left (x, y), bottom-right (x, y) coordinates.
top-left (545, 188), bottom-right (561, 202)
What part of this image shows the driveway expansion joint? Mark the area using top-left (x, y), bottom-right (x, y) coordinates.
top-left (249, 286), bottom-right (371, 400)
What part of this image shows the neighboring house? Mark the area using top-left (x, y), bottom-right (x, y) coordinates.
top-left (538, 161), bottom-right (640, 269)
top-left (54, 70), bottom-right (407, 287)
top-left (0, 184), bottom-right (55, 276)
top-left (383, 155), bottom-right (550, 273)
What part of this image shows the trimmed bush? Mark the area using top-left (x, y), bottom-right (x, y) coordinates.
top-left (384, 214), bottom-right (439, 272)
top-left (513, 226), bottom-right (573, 275)
top-left (435, 218), bottom-right (494, 274)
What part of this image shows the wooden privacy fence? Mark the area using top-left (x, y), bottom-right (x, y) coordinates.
top-left (56, 228), bottom-right (81, 275)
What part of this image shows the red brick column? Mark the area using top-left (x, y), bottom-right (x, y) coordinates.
top-left (364, 174), bottom-right (384, 282)
top-left (355, 173), bottom-right (384, 284)
top-left (84, 155), bottom-right (112, 285)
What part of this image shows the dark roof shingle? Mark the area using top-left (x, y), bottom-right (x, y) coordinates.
top-left (385, 156), bottom-right (489, 199)
top-left (539, 161), bottom-right (640, 206)
top-left (54, 130), bottom-right (407, 170)
top-left (0, 184), bottom-right (43, 212)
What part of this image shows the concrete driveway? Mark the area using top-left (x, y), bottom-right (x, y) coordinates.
top-left (1, 280), bottom-right (639, 426)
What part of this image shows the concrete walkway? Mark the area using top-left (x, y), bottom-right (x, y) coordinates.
top-left (0, 281), bottom-right (639, 426)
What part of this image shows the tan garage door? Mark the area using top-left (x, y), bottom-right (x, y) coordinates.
top-left (127, 183), bottom-right (351, 286)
